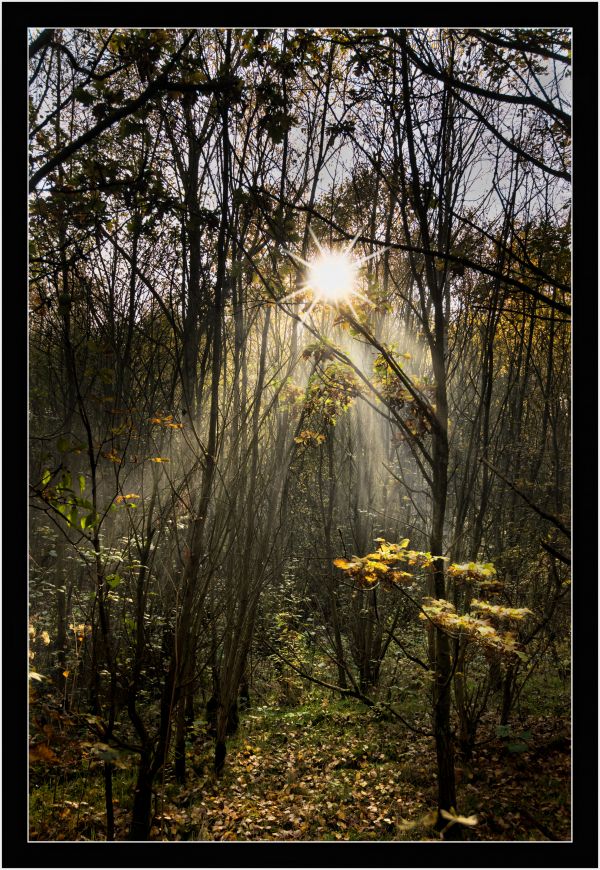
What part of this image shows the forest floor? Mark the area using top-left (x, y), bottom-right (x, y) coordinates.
top-left (30, 692), bottom-right (571, 842)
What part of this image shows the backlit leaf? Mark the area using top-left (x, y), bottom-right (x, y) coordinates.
top-left (440, 809), bottom-right (478, 826)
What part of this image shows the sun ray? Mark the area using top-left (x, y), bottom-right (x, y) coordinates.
top-left (279, 285), bottom-right (310, 306)
top-left (284, 249), bottom-right (311, 269)
top-left (349, 289), bottom-right (374, 306)
top-left (343, 225), bottom-right (364, 257)
top-left (355, 246), bottom-right (391, 265)
top-left (308, 224), bottom-right (326, 255)
top-left (345, 298), bottom-right (362, 322)
top-left (301, 298), bottom-right (319, 323)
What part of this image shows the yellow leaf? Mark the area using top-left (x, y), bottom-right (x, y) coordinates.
top-left (63, 670), bottom-right (70, 678)
top-left (115, 493), bottom-right (141, 503)
top-left (399, 538), bottom-right (410, 548)
top-left (149, 457), bottom-right (169, 463)
top-left (389, 570), bottom-right (413, 583)
top-left (365, 560), bottom-right (388, 573)
top-left (440, 809), bottom-right (478, 827)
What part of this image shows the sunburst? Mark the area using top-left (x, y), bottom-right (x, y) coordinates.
top-left (279, 226), bottom-right (387, 321)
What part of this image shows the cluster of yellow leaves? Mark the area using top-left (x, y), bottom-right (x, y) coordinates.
top-left (280, 382), bottom-right (305, 407)
top-left (149, 456), bottom-right (170, 463)
top-left (470, 600), bottom-right (533, 621)
top-left (448, 561), bottom-right (504, 593)
top-left (373, 353), bottom-right (434, 440)
top-left (334, 538), bottom-right (409, 585)
top-left (69, 623), bottom-right (92, 644)
top-left (29, 623), bottom-right (51, 645)
top-left (294, 429), bottom-right (326, 446)
top-left (303, 363), bottom-right (361, 426)
top-left (448, 561), bottom-right (497, 581)
top-left (101, 448), bottom-right (122, 463)
top-left (333, 555), bottom-right (402, 587)
top-left (301, 341), bottom-right (336, 363)
top-left (374, 538), bottom-right (449, 570)
top-left (333, 538), bottom-right (445, 588)
top-left (115, 493), bottom-right (140, 504)
top-left (419, 598), bottom-right (529, 660)
top-left (149, 414), bottom-right (183, 430)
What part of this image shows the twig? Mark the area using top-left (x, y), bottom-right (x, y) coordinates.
top-left (481, 457), bottom-right (570, 538)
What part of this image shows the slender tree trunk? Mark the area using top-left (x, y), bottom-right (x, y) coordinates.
top-left (129, 752), bottom-right (154, 840)
top-left (174, 696), bottom-right (187, 785)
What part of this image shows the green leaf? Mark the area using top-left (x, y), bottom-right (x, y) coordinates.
top-left (57, 437), bottom-right (70, 453)
top-left (507, 742), bottom-right (528, 753)
top-left (78, 474), bottom-right (85, 494)
top-left (42, 469), bottom-right (52, 487)
top-left (82, 512), bottom-right (100, 530)
top-left (495, 724), bottom-right (510, 738)
top-left (105, 574), bottom-right (122, 590)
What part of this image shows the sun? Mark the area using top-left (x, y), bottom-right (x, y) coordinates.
top-left (307, 250), bottom-right (358, 302)
top-left (280, 226), bottom-right (386, 320)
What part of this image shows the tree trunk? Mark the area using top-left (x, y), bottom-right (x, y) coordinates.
top-left (128, 754), bottom-right (154, 840)
top-left (174, 697), bottom-right (187, 785)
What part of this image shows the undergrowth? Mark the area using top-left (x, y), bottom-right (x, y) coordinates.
top-left (29, 689), bottom-right (570, 842)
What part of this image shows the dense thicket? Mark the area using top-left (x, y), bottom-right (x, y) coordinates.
top-left (28, 27), bottom-right (571, 841)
